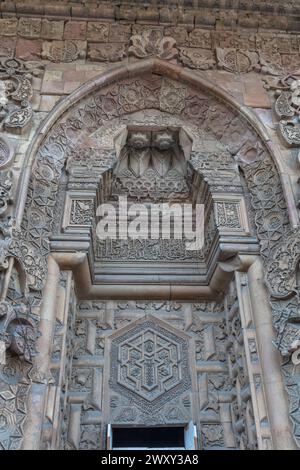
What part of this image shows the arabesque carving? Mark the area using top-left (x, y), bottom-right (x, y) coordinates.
top-left (0, 58), bottom-right (43, 132)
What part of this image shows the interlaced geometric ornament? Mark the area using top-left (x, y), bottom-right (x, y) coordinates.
top-left (110, 316), bottom-right (191, 413)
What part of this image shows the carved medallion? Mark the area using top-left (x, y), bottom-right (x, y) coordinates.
top-left (109, 317), bottom-right (191, 414)
top-left (0, 138), bottom-right (13, 169)
top-left (216, 48), bottom-right (260, 73)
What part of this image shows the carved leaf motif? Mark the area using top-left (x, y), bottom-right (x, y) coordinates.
top-left (0, 58), bottom-right (37, 131)
top-left (275, 92), bottom-right (294, 119)
top-left (10, 76), bottom-right (33, 102)
top-left (5, 104), bottom-right (32, 129)
top-left (279, 121), bottom-right (300, 147)
top-left (129, 32), bottom-right (178, 60)
top-left (265, 229), bottom-right (300, 299)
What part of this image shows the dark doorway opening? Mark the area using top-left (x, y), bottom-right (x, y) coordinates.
top-left (112, 426), bottom-right (185, 449)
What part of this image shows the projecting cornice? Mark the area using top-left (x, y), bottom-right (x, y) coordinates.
top-left (1, 0), bottom-right (300, 32)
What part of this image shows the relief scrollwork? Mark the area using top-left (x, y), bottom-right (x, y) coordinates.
top-left (8, 229), bottom-right (47, 292)
top-left (264, 231), bottom-right (300, 361)
top-left (0, 170), bottom-right (13, 217)
top-left (179, 48), bottom-right (215, 70)
top-left (265, 228), bottom-right (300, 300)
top-left (216, 48), bottom-right (260, 74)
top-left (263, 74), bottom-right (300, 147)
top-left (0, 170), bottom-right (13, 272)
top-left (0, 58), bottom-right (43, 132)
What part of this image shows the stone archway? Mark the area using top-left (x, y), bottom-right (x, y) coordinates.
top-left (0, 58), bottom-right (299, 450)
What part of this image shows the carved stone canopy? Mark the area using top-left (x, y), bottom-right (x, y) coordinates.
top-left (53, 118), bottom-right (256, 298)
top-left (14, 59), bottom-right (281, 304)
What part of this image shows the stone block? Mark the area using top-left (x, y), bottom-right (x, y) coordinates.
top-left (109, 23), bottom-right (131, 43)
top-left (0, 2), bottom-right (16, 14)
top-left (43, 70), bottom-right (63, 82)
top-left (217, 11), bottom-right (238, 30)
top-left (84, 69), bottom-right (106, 81)
top-left (96, 4), bottom-right (115, 20)
top-left (117, 6), bottom-right (138, 22)
top-left (164, 27), bottom-right (188, 46)
top-left (178, 11), bottom-right (195, 29)
top-left (0, 18), bottom-right (18, 36)
top-left (243, 77), bottom-right (271, 109)
top-left (41, 79), bottom-right (65, 95)
top-left (237, 12), bottom-right (259, 30)
top-left (42, 40), bottom-right (87, 62)
top-left (136, 7), bottom-right (159, 23)
top-left (195, 10), bottom-right (216, 28)
top-left (18, 17), bottom-right (41, 38)
top-left (87, 22), bottom-right (109, 42)
top-left (31, 94), bottom-right (41, 111)
top-left (44, 4), bottom-right (70, 16)
top-left (259, 15), bottom-right (288, 31)
top-left (189, 29), bottom-right (212, 49)
top-left (87, 43), bottom-right (126, 62)
top-left (63, 81), bottom-right (81, 94)
top-left (63, 70), bottom-right (86, 82)
top-left (212, 31), bottom-right (256, 51)
top-left (131, 24), bottom-right (164, 36)
top-left (15, 38), bottom-right (42, 60)
top-left (32, 76), bottom-right (42, 92)
top-left (64, 21), bottom-right (87, 40)
top-left (39, 94), bottom-right (61, 112)
top-left (159, 7), bottom-right (178, 25)
top-left (41, 19), bottom-right (64, 40)
top-left (0, 36), bottom-right (16, 58)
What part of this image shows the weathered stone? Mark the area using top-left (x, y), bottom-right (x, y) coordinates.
top-left (179, 47), bottom-right (215, 69)
top-left (195, 10), bottom-right (216, 27)
top-left (164, 26), bottom-right (188, 46)
top-left (41, 20), bottom-right (64, 40)
top-left (0, 36), bottom-right (16, 58)
top-left (88, 43), bottom-right (126, 62)
top-left (39, 94), bottom-right (61, 112)
top-left (87, 22), bottom-right (109, 42)
top-left (42, 40), bottom-right (86, 62)
top-left (18, 17), bottom-right (41, 38)
top-left (15, 39), bottom-right (42, 61)
top-left (243, 77), bottom-right (271, 108)
top-left (109, 23), bottom-right (131, 43)
top-left (0, 18), bottom-right (18, 36)
top-left (129, 30), bottom-right (177, 60)
top-left (64, 21), bottom-right (87, 40)
top-left (188, 29), bottom-right (212, 49)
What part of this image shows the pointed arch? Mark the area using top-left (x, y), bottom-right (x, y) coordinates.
top-left (16, 58), bottom-right (298, 228)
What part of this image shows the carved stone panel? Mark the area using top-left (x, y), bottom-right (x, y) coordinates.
top-left (105, 315), bottom-right (193, 426)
